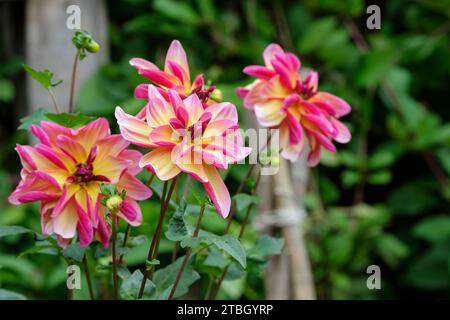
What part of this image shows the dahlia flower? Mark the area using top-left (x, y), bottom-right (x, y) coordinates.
top-left (237, 43), bottom-right (351, 166)
top-left (115, 86), bottom-right (251, 218)
top-left (130, 40), bottom-right (217, 115)
top-left (9, 118), bottom-right (152, 247)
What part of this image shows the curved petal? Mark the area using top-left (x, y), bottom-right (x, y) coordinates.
top-left (331, 118), bottom-right (351, 143)
top-left (263, 43), bottom-right (284, 68)
top-left (130, 58), bottom-right (158, 72)
top-left (310, 92), bottom-right (351, 117)
top-left (139, 147), bottom-right (181, 181)
top-left (206, 102), bottom-right (238, 124)
top-left (165, 40), bottom-right (189, 81)
top-left (173, 146), bottom-right (208, 183)
top-left (150, 124), bottom-right (179, 146)
top-left (254, 100), bottom-right (286, 127)
top-left (183, 94), bottom-right (204, 126)
top-left (53, 199), bottom-right (78, 239)
top-left (119, 199), bottom-right (142, 226)
top-left (203, 165), bottom-right (230, 218)
top-left (117, 172), bottom-right (152, 201)
top-left (115, 107), bottom-right (154, 148)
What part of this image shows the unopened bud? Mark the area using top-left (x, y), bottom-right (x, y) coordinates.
top-left (210, 88), bottom-right (223, 102)
top-left (106, 195), bottom-right (123, 212)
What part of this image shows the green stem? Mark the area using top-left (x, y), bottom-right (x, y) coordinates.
top-left (138, 177), bottom-right (177, 298)
top-left (111, 211), bottom-right (119, 300)
top-left (83, 255), bottom-right (95, 300)
top-left (69, 50), bottom-right (80, 113)
top-left (168, 201), bottom-right (206, 300)
top-left (48, 88), bottom-right (61, 113)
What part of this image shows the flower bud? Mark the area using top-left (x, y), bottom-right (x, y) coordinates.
top-left (86, 40), bottom-right (100, 53)
top-left (210, 88), bottom-right (223, 102)
top-left (106, 194), bottom-right (123, 212)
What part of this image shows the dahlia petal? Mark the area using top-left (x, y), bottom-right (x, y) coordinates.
top-left (254, 99), bottom-right (285, 127)
top-left (30, 125), bottom-right (51, 146)
top-left (134, 83), bottom-right (150, 99)
top-left (165, 40), bottom-right (189, 80)
top-left (243, 65), bottom-right (276, 79)
top-left (119, 199), bottom-right (142, 226)
top-left (310, 92), bottom-right (351, 117)
top-left (203, 119), bottom-right (237, 139)
top-left (76, 118), bottom-right (110, 151)
top-left (192, 74), bottom-right (204, 89)
top-left (118, 149), bottom-right (143, 175)
top-left (260, 75), bottom-right (290, 99)
top-left (139, 147), bottom-right (181, 181)
top-left (263, 43), bottom-right (284, 68)
top-left (150, 124), bottom-right (179, 146)
top-left (76, 203), bottom-right (93, 247)
top-left (53, 199), bottom-right (78, 239)
top-left (243, 81), bottom-right (266, 110)
top-left (139, 69), bottom-right (181, 88)
top-left (146, 94), bottom-right (176, 128)
top-left (130, 57), bottom-right (158, 72)
top-left (206, 102), bottom-right (238, 124)
top-left (117, 172), bottom-right (152, 201)
top-left (203, 165), bottom-right (230, 218)
top-left (173, 147), bottom-right (208, 183)
top-left (271, 59), bottom-right (294, 89)
top-left (331, 118), bottom-right (351, 143)
top-left (96, 212), bottom-right (111, 248)
top-left (166, 60), bottom-right (190, 91)
top-left (115, 107), bottom-right (154, 148)
top-left (182, 94), bottom-right (204, 126)
top-left (56, 135), bottom-right (87, 163)
top-left (287, 112), bottom-right (303, 145)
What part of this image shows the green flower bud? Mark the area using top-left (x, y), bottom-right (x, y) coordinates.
top-left (86, 40), bottom-right (100, 53)
top-left (106, 194), bottom-right (123, 212)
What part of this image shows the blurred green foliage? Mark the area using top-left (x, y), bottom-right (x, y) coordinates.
top-left (1, 0), bottom-right (449, 299)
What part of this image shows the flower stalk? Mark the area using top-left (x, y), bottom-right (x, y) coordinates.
top-left (168, 200), bottom-right (206, 300)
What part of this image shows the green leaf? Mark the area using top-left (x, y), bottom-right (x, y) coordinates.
top-left (404, 242), bottom-right (449, 290)
top-left (210, 235), bottom-right (246, 268)
top-left (367, 170), bottom-right (392, 185)
top-left (145, 259), bottom-right (160, 269)
top-left (120, 270), bottom-right (155, 300)
top-left (180, 236), bottom-right (204, 249)
top-left (0, 289), bottom-right (27, 300)
top-left (18, 108), bottom-right (49, 130)
top-left (22, 64), bottom-right (61, 89)
top-left (19, 244), bottom-right (58, 258)
top-left (368, 148), bottom-right (397, 169)
top-left (62, 243), bottom-right (86, 262)
top-left (203, 248), bottom-right (229, 269)
top-left (165, 199), bottom-right (189, 241)
top-left (0, 225), bottom-right (33, 238)
top-left (388, 180), bottom-right (438, 215)
top-left (374, 234), bottom-right (409, 268)
top-left (232, 194), bottom-right (260, 212)
top-left (341, 170), bottom-right (362, 188)
top-left (153, 0), bottom-right (200, 26)
top-left (0, 78), bottom-right (15, 102)
top-left (436, 148), bottom-right (450, 176)
top-left (413, 215), bottom-right (450, 243)
top-left (152, 255), bottom-right (200, 299)
top-left (45, 112), bottom-right (95, 128)
top-left (247, 235), bottom-right (284, 260)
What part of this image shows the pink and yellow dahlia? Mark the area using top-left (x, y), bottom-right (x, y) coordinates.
top-left (131, 40), bottom-right (217, 115)
top-left (237, 43), bottom-right (351, 166)
top-left (9, 118), bottom-right (152, 247)
top-left (116, 86), bottom-right (251, 218)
